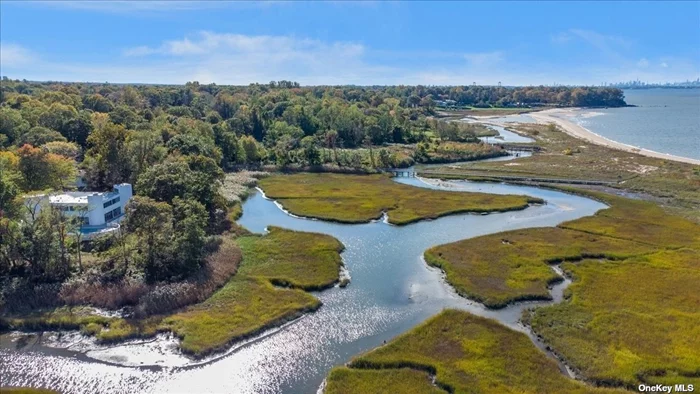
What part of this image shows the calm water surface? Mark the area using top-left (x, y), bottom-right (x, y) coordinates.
top-left (568, 89), bottom-right (699, 160)
top-left (0, 178), bottom-right (605, 394)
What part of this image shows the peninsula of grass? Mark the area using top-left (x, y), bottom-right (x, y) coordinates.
top-left (526, 248), bottom-right (700, 388)
top-left (259, 173), bottom-right (542, 225)
top-left (423, 188), bottom-right (700, 388)
top-left (160, 227), bottom-right (345, 356)
top-left (424, 227), bottom-right (657, 308)
top-left (325, 310), bottom-right (618, 394)
top-left (1, 227), bottom-right (345, 357)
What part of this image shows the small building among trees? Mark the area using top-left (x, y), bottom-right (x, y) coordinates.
top-left (28, 183), bottom-right (133, 234)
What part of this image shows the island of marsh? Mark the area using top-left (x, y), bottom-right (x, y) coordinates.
top-left (325, 310), bottom-right (618, 394)
top-left (258, 173), bottom-right (542, 225)
top-left (1, 227), bottom-right (346, 357)
top-left (422, 190), bottom-right (700, 388)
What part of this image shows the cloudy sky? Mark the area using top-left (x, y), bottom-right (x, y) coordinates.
top-left (1, 1), bottom-right (698, 86)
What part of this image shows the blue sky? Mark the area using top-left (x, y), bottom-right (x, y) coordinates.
top-left (1, 1), bottom-right (699, 85)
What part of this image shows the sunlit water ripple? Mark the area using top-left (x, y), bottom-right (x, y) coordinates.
top-left (0, 177), bottom-right (606, 393)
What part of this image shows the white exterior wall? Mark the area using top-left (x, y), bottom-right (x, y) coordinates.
top-left (36, 183), bottom-right (133, 228)
top-left (87, 194), bottom-right (106, 226)
top-left (114, 183), bottom-right (133, 214)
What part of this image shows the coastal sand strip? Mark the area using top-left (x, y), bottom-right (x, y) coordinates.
top-left (529, 108), bottom-right (700, 166)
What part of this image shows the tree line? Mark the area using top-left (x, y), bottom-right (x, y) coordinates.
top-left (0, 79), bottom-right (625, 292)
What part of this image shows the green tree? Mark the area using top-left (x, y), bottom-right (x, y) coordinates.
top-left (123, 196), bottom-right (173, 282)
top-left (109, 105), bottom-right (140, 129)
top-left (0, 157), bottom-right (22, 219)
top-left (84, 121), bottom-right (131, 189)
top-left (83, 94), bottom-right (114, 113)
top-left (16, 144), bottom-right (76, 191)
top-left (213, 122), bottom-right (240, 166)
top-left (0, 107), bottom-right (30, 146)
top-left (171, 197), bottom-right (207, 278)
top-left (38, 103), bottom-right (78, 134)
top-left (126, 130), bottom-right (166, 183)
top-left (301, 136), bottom-right (321, 166)
top-left (240, 135), bottom-right (264, 164)
top-left (136, 160), bottom-right (193, 205)
top-left (61, 111), bottom-right (93, 146)
top-left (19, 126), bottom-right (67, 146)
top-left (42, 141), bottom-right (81, 159)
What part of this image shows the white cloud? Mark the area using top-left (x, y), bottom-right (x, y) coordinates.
top-left (122, 45), bottom-right (156, 57)
top-left (126, 32), bottom-right (365, 59)
top-left (660, 62), bottom-right (669, 68)
top-left (568, 29), bottom-right (632, 49)
top-left (114, 32), bottom-right (369, 84)
top-left (4, 32), bottom-right (698, 86)
top-left (0, 43), bottom-right (35, 68)
top-left (463, 51), bottom-right (504, 67)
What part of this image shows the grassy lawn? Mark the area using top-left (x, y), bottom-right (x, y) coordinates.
top-left (325, 310), bottom-right (618, 394)
top-left (422, 189), bottom-right (700, 388)
top-left (259, 173), bottom-right (542, 225)
top-left (160, 227), bottom-right (344, 356)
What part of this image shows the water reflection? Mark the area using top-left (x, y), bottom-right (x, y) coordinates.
top-left (0, 178), bottom-right (605, 393)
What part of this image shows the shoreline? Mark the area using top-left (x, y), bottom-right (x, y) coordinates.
top-left (529, 108), bottom-right (700, 166)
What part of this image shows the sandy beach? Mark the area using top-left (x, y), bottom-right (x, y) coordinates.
top-left (529, 108), bottom-right (700, 166)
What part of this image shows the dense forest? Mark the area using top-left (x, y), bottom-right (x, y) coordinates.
top-left (0, 79), bottom-right (625, 313)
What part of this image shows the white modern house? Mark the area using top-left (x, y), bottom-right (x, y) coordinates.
top-left (28, 184), bottom-right (133, 235)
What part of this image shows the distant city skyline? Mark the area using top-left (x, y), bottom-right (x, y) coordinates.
top-left (604, 78), bottom-right (700, 88)
top-left (1, 1), bottom-right (698, 85)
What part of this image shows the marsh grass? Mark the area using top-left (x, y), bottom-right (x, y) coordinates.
top-left (425, 227), bottom-right (656, 308)
top-left (159, 227), bottom-right (344, 356)
top-left (527, 249), bottom-right (700, 388)
top-left (556, 191), bottom-right (700, 248)
top-left (423, 122), bottom-right (700, 222)
top-left (259, 173), bottom-right (541, 225)
top-left (0, 388), bottom-right (60, 394)
top-left (160, 276), bottom-right (321, 356)
top-left (325, 368), bottom-right (444, 394)
top-left (424, 187), bottom-right (700, 388)
top-left (1, 307), bottom-right (161, 343)
top-left (325, 310), bottom-right (618, 394)
top-left (1, 227), bottom-right (343, 357)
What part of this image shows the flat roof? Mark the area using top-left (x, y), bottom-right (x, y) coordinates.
top-left (48, 191), bottom-right (119, 205)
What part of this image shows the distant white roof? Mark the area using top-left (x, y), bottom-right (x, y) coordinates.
top-left (49, 192), bottom-right (97, 205)
top-left (48, 191), bottom-right (118, 205)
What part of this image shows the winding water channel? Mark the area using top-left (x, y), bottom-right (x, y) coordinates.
top-left (0, 173), bottom-right (606, 393)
